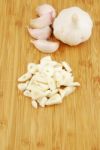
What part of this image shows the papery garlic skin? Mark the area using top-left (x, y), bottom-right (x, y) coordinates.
top-left (53, 7), bottom-right (93, 46)
top-left (36, 4), bottom-right (56, 18)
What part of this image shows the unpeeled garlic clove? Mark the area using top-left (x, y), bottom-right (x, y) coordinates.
top-left (31, 39), bottom-right (60, 53)
top-left (27, 26), bottom-right (52, 40)
top-left (30, 13), bottom-right (53, 29)
top-left (36, 4), bottom-right (56, 18)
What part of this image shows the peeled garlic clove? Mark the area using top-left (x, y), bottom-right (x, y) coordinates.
top-left (27, 26), bottom-right (52, 40)
top-left (30, 13), bottom-right (52, 29)
top-left (46, 94), bottom-right (62, 105)
top-left (32, 100), bottom-right (38, 108)
top-left (31, 40), bottom-right (60, 53)
top-left (18, 72), bottom-right (32, 82)
top-left (36, 4), bottom-right (56, 18)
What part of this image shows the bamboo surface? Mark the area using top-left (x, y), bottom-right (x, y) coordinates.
top-left (0, 0), bottom-right (100, 150)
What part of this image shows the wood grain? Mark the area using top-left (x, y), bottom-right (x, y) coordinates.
top-left (0, 0), bottom-right (100, 150)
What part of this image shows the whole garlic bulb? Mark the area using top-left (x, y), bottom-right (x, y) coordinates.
top-left (53, 7), bottom-right (93, 46)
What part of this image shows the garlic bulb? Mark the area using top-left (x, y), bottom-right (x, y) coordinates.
top-left (53, 7), bottom-right (93, 46)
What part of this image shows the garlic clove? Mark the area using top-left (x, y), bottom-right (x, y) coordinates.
top-left (31, 39), bottom-right (60, 53)
top-left (27, 26), bottom-right (52, 40)
top-left (36, 4), bottom-right (56, 18)
top-left (30, 13), bottom-right (53, 29)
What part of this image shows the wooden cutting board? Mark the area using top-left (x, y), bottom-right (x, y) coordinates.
top-left (0, 0), bottom-right (100, 150)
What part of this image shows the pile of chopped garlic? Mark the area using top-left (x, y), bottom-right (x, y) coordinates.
top-left (18, 56), bottom-right (80, 108)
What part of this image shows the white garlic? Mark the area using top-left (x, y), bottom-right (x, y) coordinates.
top-left (17, 56), bottom-right (80, 108)
top-left (31, 39), bottom-right (59, 53)
top-left (36, 4), bottom-right (56, 18)
top-left (27, 26), bottom-right (52, 40)
top-left (30, 13), bottom-right (52, 29)
top-left (53, 7), bottom-right (93, 46)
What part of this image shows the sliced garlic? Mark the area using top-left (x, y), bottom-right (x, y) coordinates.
top-left (36, 4), bottom-right (56, 18)
top-left (62, 61), bottom-right (72, 72)
top-left (31, 40), bottom-right (59, 53)
top-left (27, 63), bottom-right (37, 74)
top-left (30, 13), bottom-right (52, 29)
top-left (27, 26), bottom-right (52, 40)
top-left (37, 97), bottom-right (48, 107)
top-left (17, 56), bottom-right (80, 108)
top-left (46, 94), bottom-right (62, 105)
top-left (32, 100), bottom-right (38, 108)
top-left (18, 72), bottom-right (32, 82)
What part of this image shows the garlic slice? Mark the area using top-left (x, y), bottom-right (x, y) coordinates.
top-left (48, 77), bottom-right (56, 91)
top-left (37, 97), bottom-right (48, 107)
top-left (31, 87), bottom-right (45, 100)
top-left (18, 82), bottom-right (29, 91)
top-left (31, 40), bottom-right (59, 53)
top-left (59, 87), bottom-right (76, 98)
top-left (27, 26), bottom-right (52, 40)
top-left (27, 63), bottom-right (37, 74)
top-left (62, 61), bottom-right (72, 72)
top-left (30, 13), bottom-right (52, 29)
top-left (18, 72), bottom-right (32, 82)
top-left (32, 100), bottom-right (38, 108)
top-left (67, 82), bottom-right (80, 87)
top-left (46, 94), bottom-right (62, 105)
top-left (36, 4), bottom-right (56, 18)
top-left (48, 89), bottom-right (58, 97)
